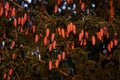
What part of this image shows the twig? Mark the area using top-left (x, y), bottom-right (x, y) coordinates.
top-left (9, 0), bottom-right (23, 10)
top-left (60, 70), bottom-right (68, 77)
top-left (9, 0), bottom-right (33, 13)
top-left (15, 72), bottom-right (20, 79)
top-left (38, 59), bottom-right (46, 64)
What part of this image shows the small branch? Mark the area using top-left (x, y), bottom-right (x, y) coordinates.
top-left (25, 55), bottom-right (46, 64)
top-left (15, 72), bottom-right (20, 79)
top-left (9, 0), bottom-right (23, 10)
top-left (9, 0), bottom-right (33, 13)
top-left (38, 59), bottom-right (46, 64)
top-left (60, 70), bottom-right (68, 77)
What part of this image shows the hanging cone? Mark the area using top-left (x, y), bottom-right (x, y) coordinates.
top-left (54, 5), bottom-right (58, 13)
top-left (110, 7), bottom-right (114, 19)
top-left (12, 53), bottom-right (16, 60)
top-left (99, 34), bottom-right (103, 42)
top-left (110, 0), bottom-right (113, 7)
top-left (49, 61), bottom-right (52, 71)
top-left (46, 28), bottom-right (50, 37)
top-left (9, 68), bottom-right (13, 75)
top-left (57, 0), bottom-right (61, 5)
top-left (113, 39), bottom-right (118, 46)
top-left (11, 41), bottom-right (15, 48)
top-left (107, 54), bottom-right (112, 60)
top-left (52, 40), bottom-right (56, 49)
top-left (61, 28), bottom-right (65, 38)
top-left (44, 36), bottom-right (47, 45)
top-left (8, 75), bottom-right (10, 80)
top-left (3, 73), bottom-right (7, 79)
top-left (79, 33), bottom-right (82, 41)
top-left (32, 25), bottom-right (36, 33)
top-left (14, 18), bottom-right (17, 27)
top-left (72, 25), bottom-right (76, 34)
top-left (83, 39), bottom-right (87, 46)
top-left (5, 9), bottom-right (8, 17)
top-left (49, 44), bottom-right (53, 52)
top-left (5, 2), bottom-right (9, 10)
top-left (103, 26), bottom-right (108, 36)
top-left (21, 17), bottom-right (24, 26)
top-left (107, 55), bottom-right (111, 60)
top-left (58, 54), bottom-right (61, 61)
top-left (85, 31), bottom-right (89, 39)
top-left (67, 24), bottom-right (70, 34)
top-left (96, 32), bottom-right (100, 40)
top-left (114, 32), bottom-right (118, 39)
top-left (25, 28), bottom-right (29, 35)
top-left (18, 17), bottom-right (21, 25)
top-left (110, 40), bottom-right (113, 49)
top-left (100, 28), bottom-right (103, 37)
top-left (107, 43), bottom-right (111, 52)
top-left (70, 22), bottom-right (73, 32)
top-left (106, 32), bottom-right (109, 39)
top-left (11, 7), bottom-right (16, 17)
top-left (109, 54), bottom-right (112, 58)
top-left (67, 0), bottom-right (71, 3)
top-left (80, 0), bottom-right (82, 4)
top-left (62, 51), bottom-right (65, 60)
top-left (20, 27), bottom-right (23, 32)
top-left (55, 59), bottom-right (59, 68)
top-left (0, 7), bottom-right (3, 16)
top-left (13, 7), bottom-right (16, 17)
top-left (114, 32), bottom-right (118, 36)
top-left (103, 26), bottom-right (109, 39)
top-left (80, 40), bottom-right (83, 46)
top-left (81, 2), bottom-right (85, 10)
top-left (57, 27), bottom-right (61, 36)
top-left (71, 42), bottom-right (74, 49)
top-left (51, 33), bottom-right (55, 42)
top-left (66, 31), bottom-right (69, 38)
top-left (92, 35), bottom-right (96, 46)
top-left (97, 32), bottom-right (103, 42)
top-left (35, 34), bottom-right (39, 43)
top-left (81, 29), bottom-right (84, 38)
top-left (23, 13), bottom-right (27, 22)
